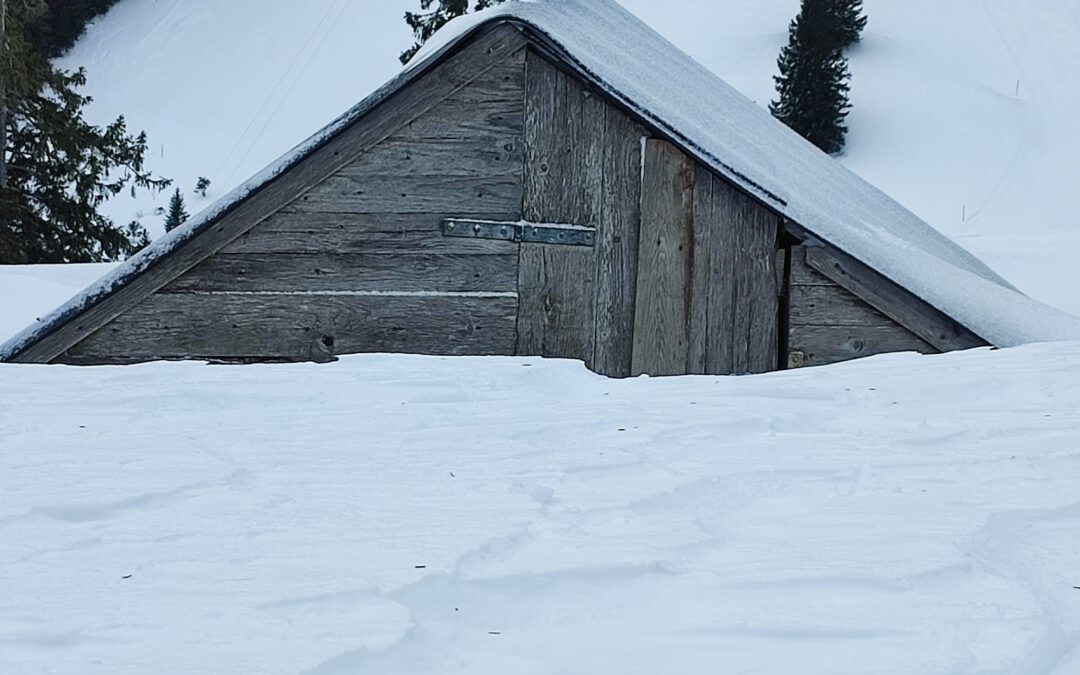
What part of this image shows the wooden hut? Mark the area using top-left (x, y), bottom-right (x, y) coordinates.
top-left (4, 0), bottom-right (1078, 375)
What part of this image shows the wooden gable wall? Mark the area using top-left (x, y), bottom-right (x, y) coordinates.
top-left (786, 245), bottom-right (985, 367)
top-left (787, 247), bottom-right (935, 366)
top-left (62, 27), bottom-right (530, 365)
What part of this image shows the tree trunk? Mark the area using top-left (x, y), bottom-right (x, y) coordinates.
top-left (0, 0), bottom-right (8, 189)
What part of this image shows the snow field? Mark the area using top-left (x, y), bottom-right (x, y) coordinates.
top-left (2, 344), bottom-right (1080, 673)
top-left (0, 264), bottom-right (117, 344)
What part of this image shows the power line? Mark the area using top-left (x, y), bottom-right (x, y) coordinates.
top-left (211, 0), bottom-right (345, 187)
top-left (221, 0), bottom-right (350, 188)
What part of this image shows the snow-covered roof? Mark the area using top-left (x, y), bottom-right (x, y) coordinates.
top-left (4, 0), bottom-right (1080, 362)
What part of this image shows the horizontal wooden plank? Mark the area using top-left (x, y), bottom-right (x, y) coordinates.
top-left (788, 284), bottom-right (897, 327)
top-left (341, 62), bottom-right (524, 179)
top-left (804, 246), bottom-right (987, 351)
top-left (788, 323), bottom-right (936, 367)
top-left (341, 133), bottom-right (523, 178)
top-left (285, 174), bottom-right (522, 215)
top-left (224, 213), bottom-right (517, 255)
top-left (165, 252), bottom-right (519, 294)
top-left (68, 293), bottom-right (519, 361)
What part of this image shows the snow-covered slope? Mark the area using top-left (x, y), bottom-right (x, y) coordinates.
top-left (55, 0), bottom-right (415, 226)
top-left (57, 0), bottom-right (1080, 319)
top-left (0, 263), bottom-right (116, 342)
top-left (3, 345), bottom-right (1080, 673)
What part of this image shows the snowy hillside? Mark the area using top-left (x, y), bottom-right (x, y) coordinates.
top-left (3, 345), bottom-right (1080, 673)
top-left (57, 0), bottom-right (1080, 320)
top-left (0, 263), bottom-right (116, 343)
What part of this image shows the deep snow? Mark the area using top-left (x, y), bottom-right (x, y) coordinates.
top-left (3, 345), bottom-right (1080, 673)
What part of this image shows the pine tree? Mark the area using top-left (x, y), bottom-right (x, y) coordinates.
top-left (828, 0), bottom-right (867, 51)
top-left (769, 0), bottom-right (857, 155)
top-left (122, 219), bottom-right (149, 254)
top-left (194, 176), bottom-right (211, 198)
top-left (163, 188), bottom-right (188, 232)
top-left (32, 0), bottom-right (125, 58)
top-left (0, 0), bottom-right (170, 264)
top-left (400, 0), bottom-right (505, 64)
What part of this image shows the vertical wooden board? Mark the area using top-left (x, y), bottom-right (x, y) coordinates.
top-left (631, 139), bottom-right (694, 376)
top-left (775, 246), bottom-right (791, 369)
top-left (730, 183), bottom-right (780, 374)
top-left (518, 51), bottom-right (604, 363)
top-left (691, 171), bottom-right (779, 375)
top-left (687, 165), bottom-right (716, 375)
top-left (592, 105), bottom-right (646, 377)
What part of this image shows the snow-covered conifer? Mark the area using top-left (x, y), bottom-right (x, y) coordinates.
top-left (769, 0), bottom-right (857, 155)
top-left (164, 189), bottom-right (189, 233)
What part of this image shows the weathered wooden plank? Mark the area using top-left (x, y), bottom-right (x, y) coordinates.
top-left (776, 247), bottom-right (790, 368)
top-left (340, 55), bottom-right (525, 178)
top-left (224, 213), bottom-right (517, 255)
top-left (309, 51), bottom-right (527, 209)
top-left (788, 284), bottom-right (900, 327)
top-left (728, 180), bottom-right (780, 374)
top-left (67, 293), bottom-right (519, 362)
top-left (631, 139), bottom-right (693, 376)
top-left (165, 252), bottom-right (519, 294)
top-left (804, 246), bottom-right (987, 351)
top-left (285, 174), bottom-right (522, 215)
top-left (790, 248), bottom-right (833, 286)
top-left (591, 105), bottom-right (646, 378)
top-left (775, 248), bottom-right (789, 294)
top-left (340, 133), bottom-right (523, 178)
top-left (687, 165), bottom-right (717, 374)
top-left (11, 24), bottom-right (529, 363)
top-left (788, 323), bottom-right (936, 367)
top-left (687, 168), bottom-right (780, 375)
top-left (517, 50), bottom-right (603, 363)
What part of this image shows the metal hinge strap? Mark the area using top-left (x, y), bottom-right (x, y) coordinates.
top-left (442, 219), bottom-right (596, 247)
